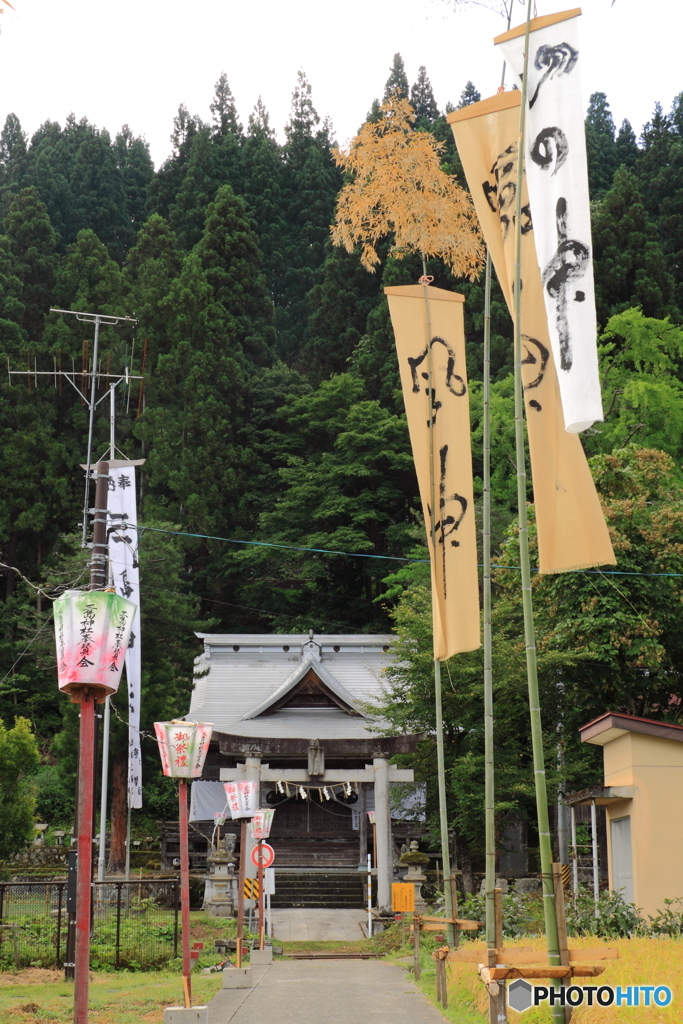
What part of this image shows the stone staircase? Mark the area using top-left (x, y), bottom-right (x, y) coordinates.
top-left (271, 870), bottom-right (371, 909)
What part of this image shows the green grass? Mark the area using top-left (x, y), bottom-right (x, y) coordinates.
top-left (0, 971), bottom-right (223, 1024)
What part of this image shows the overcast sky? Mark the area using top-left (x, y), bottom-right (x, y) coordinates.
top-left (0, 0), bottom-right (678, 168)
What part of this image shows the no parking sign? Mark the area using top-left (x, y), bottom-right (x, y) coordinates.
top-left (251, 842), bottom-right (275, 869)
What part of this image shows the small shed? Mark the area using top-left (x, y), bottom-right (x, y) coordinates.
top-left (580, 711), bottom-right (683, 919)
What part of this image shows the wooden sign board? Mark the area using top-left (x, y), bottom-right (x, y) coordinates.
top-left (392, 883), bottom-right (415, 912)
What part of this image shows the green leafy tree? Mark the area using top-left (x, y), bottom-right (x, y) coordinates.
top-left (0, 717), bottom-right (39, 860)
top-left (242, 98), bottom-right (286, 305)
top-left (589, 308), bottom-right (683, 458)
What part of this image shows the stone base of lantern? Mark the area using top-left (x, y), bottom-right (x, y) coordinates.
top-left (222, 966), bottom-right (253, 988)
top-left (163, 1006), bottom-right (208, 1024)
top-left (250, 947), bottom-right (272, 965)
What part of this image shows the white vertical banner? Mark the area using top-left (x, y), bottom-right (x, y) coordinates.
top-left (107, 461), bottom-right (142, 808)
top-left (495, 9), bottom-right (603, 433)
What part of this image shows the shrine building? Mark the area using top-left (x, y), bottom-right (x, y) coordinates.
top-left (183, 631), bottom-right (426, 910)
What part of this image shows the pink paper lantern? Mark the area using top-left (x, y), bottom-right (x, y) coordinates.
top-left (223, 780), bottom-right (258, 819)
top-left (53, 589), bottom-right (136, 700)
top-left (154, 720), bottom-right (213, 778)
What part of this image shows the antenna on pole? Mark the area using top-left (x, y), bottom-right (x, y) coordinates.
top-left (8, 309), bottom-right (142, 547)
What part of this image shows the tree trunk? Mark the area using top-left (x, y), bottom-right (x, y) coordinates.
top-left (107, 749), bottom-right (127, 874)
top-left (5, 533), bottom-right (17, 599)
top-left (459, 834), bottom-right (475, 899)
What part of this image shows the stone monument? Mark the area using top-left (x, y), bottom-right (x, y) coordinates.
top-left (203, 834), bottom-right (236, 917)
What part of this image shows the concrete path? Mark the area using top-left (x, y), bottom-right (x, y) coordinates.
top-left (270, 908), bottom-right (367, 941)
top-left (208, 960), bottom-right (446, 1024)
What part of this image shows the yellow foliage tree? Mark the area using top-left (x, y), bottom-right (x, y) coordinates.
top-left (331, 95), bottom-right (483, 279)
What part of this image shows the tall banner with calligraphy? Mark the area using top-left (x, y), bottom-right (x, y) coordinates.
top-left (385, 285), bottom-right (480, 659)
top-left (449, 92), bottom-right (614, 573)
top-left (107, 461), bottom-right (142, 808)
top-left (495, 9), bottom-right (601, 433)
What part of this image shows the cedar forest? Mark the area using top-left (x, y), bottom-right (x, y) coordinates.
top-left (1, 57), bottom-right (683, 882)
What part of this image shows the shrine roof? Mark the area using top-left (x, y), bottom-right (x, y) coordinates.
top-left (188, 633), bottom-right (396, 741)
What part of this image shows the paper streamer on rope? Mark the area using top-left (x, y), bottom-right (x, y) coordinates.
top-left (494, 9), bottom-right (602, 433)
top-left (449, 91), bottom-right (614, 573)
top-left (107, 462), bottom-right (143, 808)
top-left (385, 285), bottom-right (480, 658)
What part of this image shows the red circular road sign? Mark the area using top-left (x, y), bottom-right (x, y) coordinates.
top-left (251, 842), bottom-right (275, 869)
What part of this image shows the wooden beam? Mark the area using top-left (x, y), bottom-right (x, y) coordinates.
top-left (219, 766), bottom-right (415, 783)
top-left (481, 965), bottom-right (606, 981)
top-left (448, 947), bottom-right (618, 965)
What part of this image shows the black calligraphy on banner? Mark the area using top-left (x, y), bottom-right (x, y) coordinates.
top-left (427, 444), bottom-right (468, 598)
top-left (407, 336), bottom-right (466, 426)
top-left (482, 142), bottom-right (533, 240)
top-left (521, 335), bottom-right (550, 412)
top-left (530, 127), bottom-right (568, 176)
top-left (529, 42), bottom-right (578, 109)
top-left (542, 197), bottom-right (590, 371)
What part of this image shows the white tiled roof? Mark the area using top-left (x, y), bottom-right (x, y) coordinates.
top-left (188, 633), bottom-right (395, 738)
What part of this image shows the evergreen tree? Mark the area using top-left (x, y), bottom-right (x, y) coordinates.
top-left (123, 213), bottom-right (182, 367)
top-left (242, 98), bottom-right (286, 303)
top-left (149, 104), bottom-right (203, 220)
top-left (637, 100), bottom-right (683, 309)
top-left (114, 125), bottom-right (154, 231)
top-left (301, 240), bottom-right (383, 380)
top-left (592, 166), bottom-right (678, 325)
top-left (279, 72), bottom-right (341, 362)
top-left (615, 119), bottom-right (638, 169)
top-left (585, 91), bottom-right (619, 198)
top-left (3, 187), bottom-right (58, 341)
top-left (169, 128), bottom-right (221, 250)
top-left (383, 53), bottom-right (409, 101)
top-left (209, 73), bottom-right (244, 194)
top-left (0, 113), bottom-right (28, 210)
top-left (410, 66), bottom-right (439, 126)
top-left (457, 81), bottom-right (481, 109)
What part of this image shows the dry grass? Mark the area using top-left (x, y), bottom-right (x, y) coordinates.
top-left (442, 935), bottom-right (683, 1022)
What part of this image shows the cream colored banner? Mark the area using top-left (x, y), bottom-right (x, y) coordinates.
top-left (448, 92), bottom-right (614, 573)
top-left (385, 285), bottom-right (480, 659)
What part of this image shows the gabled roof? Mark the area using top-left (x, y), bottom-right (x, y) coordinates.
top-left (580, 711), bottom-right (683, 746)
top-left (188, 632), bottom-right (395, 739)
top-left (242, 654), bottom-right (365, 719)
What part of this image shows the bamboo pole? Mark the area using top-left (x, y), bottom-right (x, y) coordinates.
top-left (422, 261), bottom-right (455, 946)
top-left (511, 9), bottom-right (563, 1021)
top-left (483, 249), bottom-right (495, 956)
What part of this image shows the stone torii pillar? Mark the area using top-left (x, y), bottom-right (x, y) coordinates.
top-left (373, 755), bottom-right (392, 910)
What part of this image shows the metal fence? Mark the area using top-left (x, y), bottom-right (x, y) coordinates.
top-left (0, 880), bottom-right (179, 970)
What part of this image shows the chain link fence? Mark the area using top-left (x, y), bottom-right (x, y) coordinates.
top-left (0, 880), bottom-right (179, 970)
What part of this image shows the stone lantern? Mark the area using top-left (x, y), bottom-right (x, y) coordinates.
top-left (204, 833), bottom-right (237, 917)
top-left (399, 840), bottom-right (429, 911)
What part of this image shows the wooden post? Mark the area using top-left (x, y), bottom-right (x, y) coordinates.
top-left (487, 889), bottom-right (507, 1024)
top-left (258, 839), bottom-right (265, 950)
top-left (236, 821), bottom-right (247, 969)
top-left (178, 779), bottom-right (191, 1008)
top-left (450, 875), bottom-right (460, 948)
top-left (413, 914), bottom-right (421, 981)
top-left (553, 863), bottom-right (572, 1024)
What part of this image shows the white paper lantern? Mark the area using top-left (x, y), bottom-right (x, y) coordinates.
top-left (154, 720), bottom-right (213, 779)
top-left (53, 589), bottom-right (136, 699)
top-left (223, 780), bottom-right (258, 819)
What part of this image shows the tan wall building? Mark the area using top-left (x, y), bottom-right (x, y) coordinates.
top-left (580, 712), bottom-right (683, 920)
